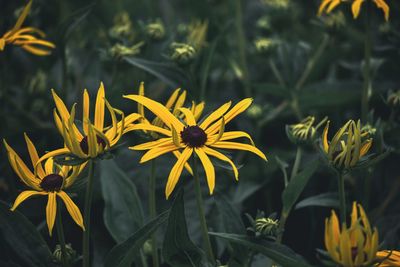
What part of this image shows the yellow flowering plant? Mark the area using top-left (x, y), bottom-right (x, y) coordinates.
top-left (318, 0), bottom-right (389, 21)
top-left (376, 250), bottom-right (400, 266)
top-left (325, 202), bottom-right (379, 267)
top-left (4, 134), bottom-right (85, 236)
top-left (0, 1), bottom-right (55, 55)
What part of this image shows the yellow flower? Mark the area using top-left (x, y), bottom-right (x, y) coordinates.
top-left (4, 134), bottom-right (86, 235)
top-left (123, 95), bottom-right (267, 199)
top-left (0, 1), bottom-right (55, 56)
top-left (376, 250), bottom-right (400, 266)
top-left (41, 82), bottom-right (141, 161)
top-left (322, 120), bottom-right (372, 169)
top-left (318, 0), bottom-right (389, 21)
top-left (325, 202), bottom-right (379, 267)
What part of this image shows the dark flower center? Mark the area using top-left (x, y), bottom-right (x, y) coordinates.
top-left (180, 125), bottom-right (207, 148)
top-left (80, 136), bottom-right (107, 154)
top-left (40, 174), bottom-right (63, 192)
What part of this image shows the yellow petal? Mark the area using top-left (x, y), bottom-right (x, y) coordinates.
top-left (195, 148), bottom-right (215, 194)
top-left (352, 0), bottom-right (365, 19)
top-left (173, 150), bottom-right (193, 176)
top-left (131, 138), bottom-right (172, 150)
top-left (374, 0), bottom-right (390, 21)
top-left (172, 90), bottom-right (187, 113)
top-left (104, 100), bottom-right (118, 140)
top-left (178, 107), bottom-right (197, 125)
top-left (57, 191), bottom-right (85, 231)
top-left (87, 123), bottom-right (98, 158)
top-left (44, 158), bottom-right (54, 175)
top-left (165, 88), bottom-right (181, 109)
top-left (94, 82), bottom-right (106, 131)
top-left (211, 131), bottom-right (255, 146)
top-left (23, 133), bottom-right (45, 178)
top-left (46, 192), bottom-right (57, 236)
top-left (327, 0), bottom-right (342, 13)
top-left (123, 95), bottom-right (184, 132)
top-left (171, 126), bottom-right (181, 147)
top-left (139, 143), bottom-right (178, 163)
top-left (210, 141), bottom-right (267, 161)
top-left (21, 44), bottom-right (52, 56)
top-left (339, 225), bottom-right (353, 267)
top-left (165, 147), bottom-right (193, 199)
top-left (200, 101), bottom-right (231, 130)
top-left (203, 146), bottom-right (239, 180)
top-left (318, 0), bottom-right (333, 15)
top-left (138, 82), bottom-right (145, 119)
top-left (51, 89), bottom-right (71, 122)
top-left (10, 190), bottom-right (46, 211)
top-left (360, 139), bottom-right (372, 157)
top-left (83, 89), bottom-right (90, 135)
top-left (124, 123), bottom-right (172, 136)
top-left (322, 121), bottom-right (330, 153)
top-left (11, 1), bottom-right (32, 33)
top-left (193, 102), bottom-right (205, 120)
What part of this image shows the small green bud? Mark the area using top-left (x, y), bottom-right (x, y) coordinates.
top-left (109, 42), bottom-right (144, 58)
top-left (254, 38), bottom-right (277, 54)
top-left (143, 239), bottom-right (153, 256)
top-left (170, 42), bottom-right (197, 65)
top-left (256, 16), bottom-right (271, 31)
top-left (109, 12), bottom-right (134, 40)
top-left (53, 243), bottom-right (77, 264)
top-left (246, 104), bottom-right (263, 119)
top-left (287, 116), bottom-right (327, 145)
top-left (255, 218), bottom-right (279, 237)
top-left (145, 19), bottom-right (166, 41)
top-left (387, 90), bottom-right (400, 108)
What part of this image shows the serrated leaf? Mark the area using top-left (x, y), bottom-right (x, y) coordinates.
top-left (210, 233), bottom-right (313, 267)
top-left (282, 160), bottom-right (319, 217)
top-left (104, 210), bottom-right (169, 267)
top-left (163, 190), bottom-right (210, 267)
top-left (295, 192), bottom-right (339, 210)
top-left (100, 159), bottom-right (144, 243)
top-left (0, 201), bottom-right (54, 267)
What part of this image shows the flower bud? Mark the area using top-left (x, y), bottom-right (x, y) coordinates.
top-left (53, 243), bottom-right (77, 264)
top-left (170, 42), bottom-right (197, 65)
top-left (109, 12), bottom-right (134, 40)
top-left (109, 42), bottom-right (144, 58)
top-left (255, 217), bottom-right (279, 237)
top-left (287, 116), bottom-right (327, 145)
top-left (254, 38), bottom-right (277, 54)
top-left (387, 90), bottom-right (400, 108)
top-left (145, 20), bottom-right (165, 41)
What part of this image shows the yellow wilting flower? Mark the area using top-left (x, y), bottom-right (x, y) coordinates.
top-left (375, 250), bottom-right (400, 266)
top-left (40, 82), bottom-right (141, 161)
top-left (325, 202), bottom-right (379, 267)
top-left (4, 134), bottom-right (86, 235)
top-left (123, 95), bottom-right (267, 198)
top-left (322, 120), bottom-right (372, 169)
top-left (0, 1), bottom-right (55, 56)
top-left (318, 0), bottom-right (389, 21)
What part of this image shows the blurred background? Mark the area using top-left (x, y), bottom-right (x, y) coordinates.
top-left (1, 0), bottom-right (400, 266)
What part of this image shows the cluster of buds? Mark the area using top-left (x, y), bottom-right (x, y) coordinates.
top-left (109, 42), bottom-right (144, 58)
top-left (170, 42), bottom-right (197, 65)
top-left (286, 116), bottom-right (327, 145)
top-left (322, 120), bottom-right (373, 170)
top-left (145, 19), bottom-right (165, 41)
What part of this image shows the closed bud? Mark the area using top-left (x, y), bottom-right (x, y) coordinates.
top-left (254, 37), bottom-right (278, 54)
top-left (255, 217), bottom-right (279, 237)
top-left (109, 42), bottom-right (144, 58)
top-left (53, 243), bottom-right (77, 264)
top-left (287, 116), bottom-right (327, 145)
top-left (109, 12), bottom-right (134, 40)
top-left (145, 19), bottom-right (165, 41)
top-left (170, 42), bottom-right (197, 65)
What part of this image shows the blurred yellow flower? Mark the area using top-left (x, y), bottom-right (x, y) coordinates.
top-left (318, 0), bottom-right (389, 21)
top-left (0, 1), bottom-right (55, 56)
top-left (41, 82), bottom-right (141, 161)
top-left (322, 120), bottom-right (372, 169)
top-left (376, 250), bottom-right (400, 266)
top-left (325, 202), bottom-right (379, 267)
top-left (124, 95), bottom-right (267, 198)
top-left (4, 134), bottom-right (86, 235)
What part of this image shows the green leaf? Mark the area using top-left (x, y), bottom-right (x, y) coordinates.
top-left (295, 192), bottom-right (339, 210)
top-left (214, 193), bottom-right (249, 265)
top-left (104, 210), bottom-right (169, 267)
top-left (282, 160), bottom-right (319, 217)
top-left (124, 57), bottom-right (190, 89)
top-left (163, 190), bottom-right (210, 267)
top-left (210, 233), bottom-right (313, 267)
top-left (0, 201), bottom-right (55, 267)
top-left (100, 159), bottom-right (144, 243)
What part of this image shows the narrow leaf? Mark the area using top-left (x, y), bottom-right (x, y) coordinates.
top-left (295, 192), bottom-right (339, 210)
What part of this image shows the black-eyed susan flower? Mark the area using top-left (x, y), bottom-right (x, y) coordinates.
top-left (4, 134), bottom-right (86, 235)
top-left (376, 250), bottom-right (400, 266)
top-left (123, 95), bottom-right (267, 198)
top-left (325, 202), bottom-right (379, 267)
top-left (0, 1), bottom-right (55, 56)
top-left (322, 120), bottom-right (372, 169)
top-left (318, 0), bottom-right (389, 21)
top-left (41, 82), bottom-right (141, 161)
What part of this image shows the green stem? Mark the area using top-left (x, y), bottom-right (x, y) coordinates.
top-left (192, 156), bottom-right (215, 263)
top-left (83, 160), bottom-right (95, 267)
top-left (233, 0), bottom-right (251, 97)
top-left (361, 4), bottom-right (372, 122)
top-left (149, 160), bottom-right (159, 267)
top-left (56, 200), bottom-right (68, 267)
top-left (337, 171), bottom-right (347, 224)
top-left (277, 147), bottom-right (302, 243)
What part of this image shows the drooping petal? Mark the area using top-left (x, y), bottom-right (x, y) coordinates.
top-left (351, 0), bottom-right (365, 19)
top-left (327, 0), bottom-right (342, 13)
top-left (210, 141), bottom-right (267, 161)
top-left (374, 0), bottom-right (390, 21)
top-left (203, 146), bottom-right (238, 180)
top-left (139, 143), bottom-right (178, 163)
top-left (11, 1), bottom-right (32, 33)
top-left (83, 89), bottom-right (90, 135)
top-left (57, 191), bottom-right (85, 231)
top-left (94, 82), bottom-right (106, 131)
top-left (10, 190), bottom-right (47, 211)
top-left (165, 147), bottom-right (193, 199)
top-left (195, 148), bottom-right (215, 194)
top-left (124, 123), bottom-right (172, 136)
top-left (178, 107), bottom-right (197, 125)
top-left (46, 192), bottom-right (57, 236)
top-left (318, 0), bottom-right (333, 15)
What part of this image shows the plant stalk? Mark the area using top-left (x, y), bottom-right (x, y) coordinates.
top-left (361, 3), bottom-right (372, 122)
top-left (338, 171), bottom-right (347, 224)
top-left (192, 156), bottom-right (215, 263)
top-left (83, 159), bottom-right (95, 267)
top-left (56, 200), bottom-right (68, 267)
top-left (149, 160), bottom-right (159, 267)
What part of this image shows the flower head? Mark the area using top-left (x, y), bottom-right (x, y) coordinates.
top-left (170, 42), bottom-right (197, 65)
top-left (0, 1), bottom-right (55, 55)
top-left (376, 250), bottom-right (400, 266)
top-left (287, 116), bottom-right (327, 145)
top-left (145, 19), bottom-right (165, 41)
top-left (325, 202), bottom-right (379, 267)
top-left (4, 134), bottom-right (86, 235)
top-left (42, 82), bottom-right (141, 161)
top-left (318, 0), bottom-right (389, 21)
top-left (322, 120), bottom-right (372, 169)
top-left (124, 95), bottom-right (267, 199)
